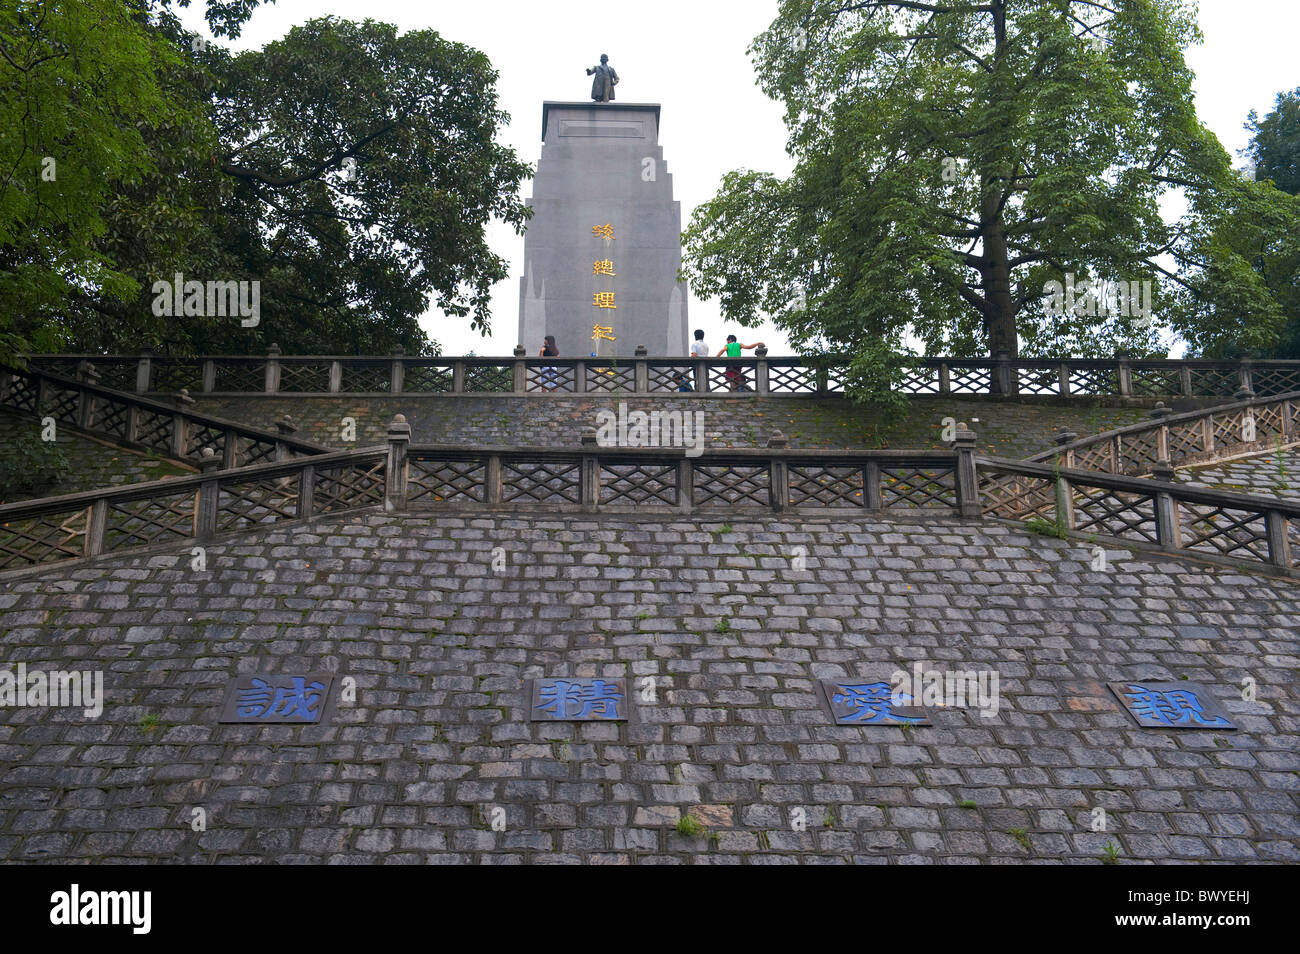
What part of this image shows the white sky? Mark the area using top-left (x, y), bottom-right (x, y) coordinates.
top-left (180, 0), bottom-right (1300, 357)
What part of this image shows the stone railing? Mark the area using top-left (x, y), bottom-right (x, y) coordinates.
top-left (23, 349), bottom-right (1300, 398)
top-left (0, 363), bottom-right (327, 466)
top-left (1028, 392), bottom-right (1300, 477)
top-left (0, 416), bottom-right (981, 575)
top-left (979, 456), bottom-right (1300, 575)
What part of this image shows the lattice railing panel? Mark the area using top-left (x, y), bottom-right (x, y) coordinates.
top-left (1073, 441), bottom-right (1116, 473)
top-left (104, 490), bottom-right (197, 551)
top-left (403, 365), bottom-right (454, 393)
top-left (152, 361), bottom-right (203, 393)
top-left (823, 365), bottom-right (847, 393)
top-left (898, 365), bottom-right (940, 394)
top-left (1179, 503), bottom-right (1270, 561)
top-left (90, 397), bottom-right (131, 441)
top-left (503, 460), bottom-right (581, 504)
top-left (600, 463), bottom-right (678, 507)
top-left (0, 508), bottom-right (88, 569)
top-left (527, 364), bottom-right (577, 393)
top-left (1251, 368), bottom-right (1300, 397)
top-left (135, 408), bottom-right (174, 454)
top-left (186, 423), bottom-right (225, 458)
top-left (43, 382), bottom-right (80, 425)
top-left (1212, 409), bottom-right (1254, 449)
top-left (1118, 429), bottom-right (1162, 473)
top-left (464, 364), bottom-right (513, 393)
top-left (1071, 486), bottom-right (1159, 543)
top-left (216, 474), bottom-right (300, 532)
top-left (647, 364), bottom-right (694, 393)
top-left (788, 465), bottom-right (864, 507)
top-left (213, 362), bottom-right (266, 393)
top-left (1130, 367), bottom-right (1182, 396)
top-left (1016, 367), bottom-right (1060, 395)
top-left (2, 373), bottom-right (39, 413)
top-left (1190, 368), bottom-right (1239, 397)
top-left (766, 364), bottom-right (815, 394)
top-left (584, 364), bottom-right (634, 393)
top-left (1166, 421), bottom-right (1208, 462)
top-left (980, 473), bottom-right (1056, 521)
top-left (95, 362), bottom-right (138, 392)
top-left (881, 467), bottom-right (957, 508)
top-left (408, 458), bottom-right (486, 504)
top-left (949, 366), bottom-right (992, 394)
top-left (1068, 367), bottom-right (1118, 396)
top-left (313, 460), bottom-right (385, 513)
top-left (693, 464), bottom-right (769, 507)
top-left (341, 363), bottom-right (391, 393)
top-left (239, 437), bottom-right (279, 468)
top-left (278, 362), bottom-right (331, 392)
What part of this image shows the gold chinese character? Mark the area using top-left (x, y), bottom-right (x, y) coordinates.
top-left (592, 293), bottom-right (617, 310)
top-left (592, 259), bottom-right (615, 276)
top-left (592, 323), bottom-right (616, 341)
top-left (591, 223), bottom-right (615, 240)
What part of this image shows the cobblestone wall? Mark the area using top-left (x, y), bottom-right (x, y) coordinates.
top-left (0, 510), bottom-right (1294, 864)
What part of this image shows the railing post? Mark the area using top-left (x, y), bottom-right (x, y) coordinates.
top-left (85, 499), bottom-right (108, 557)
top-left (452, 360), bottom-right (466, 394)
top-left (755, 345), bottom-right (770, 395)
top-left (1053, 431), bottom-right (1077, 469)
top-left (328, 360), bottom-right (342, 393)
top-left (678, 457), bottom-right (693, 514)
top-left (136, 347), bottom-right (153, 394)
top-left (581, 428), bottom-right (600, 510)
top-left (1057, 362), bottom-right (1071, 396)
top-left (1054, 473), bottom-right (1075, 530)
top-left (274, 415), bottom-right (298, 461)
top-left (954, 425), bottom-right (981, 518)
top-left (1235, 360), bottom-right (1255, 400)
top-left (221, 428), bottom-right (238, 469)
top-left (1154, 488), bottom-right (1180, 550)
top-left (694, 360), bottom-right (706, 394)
top-left (1179, 365), bottom-right (1193, 397)
top-left (486, 454), bottom-right (503, 504)
top-left (265, 343), bottom-right (281, 394)
top-left (768, 432), bottom-right (788, 511)
top-left (195, 448), bottom-right (221, 541)
top-left (513, 345), bottom-right (528, 394)
top-left (816, 363), bottom-right (829, 395)
top-left (170, 412), bottom-right (188, 458)
top-left (299, 463), bottom-right (315, 518)
top-left (75, 361), bottom-right (99, 429)
top-left (201, 359), bottom-right (216, 393)
top-left (384, 413), bottom-right (411, 512)
top-left (993, 350), bottom-right (1014, 395)
top-left (1284, 400), bottom-right (1296, 442)
top-left (391, 347), bottom-right (406, 394)
top-left (864, 460), bottom-right (882, 512)
top-left (634, 345), bottom-right (648, 393)
top-left (1265, 510), bottom-right (1292, 568)
top-left (938, 362), bottom-right (951, 394)
top-left (1116, 352), bottom-right (1132, 396)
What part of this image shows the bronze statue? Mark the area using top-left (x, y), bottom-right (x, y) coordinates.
top-left (586, 54), bottom-right (619, 103)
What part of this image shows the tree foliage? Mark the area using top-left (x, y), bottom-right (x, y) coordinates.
top-left (682, 0), bottom-right (1300, 397)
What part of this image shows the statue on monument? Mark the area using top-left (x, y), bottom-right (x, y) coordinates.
top-left (586, 54), bottom-right (619, 103)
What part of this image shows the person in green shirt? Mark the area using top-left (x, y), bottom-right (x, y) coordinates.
top-left (715, 335), bottom-right (763, 391)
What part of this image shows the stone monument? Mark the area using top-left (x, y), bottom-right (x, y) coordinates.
top-left (518, 74), bottom-right (690, 358)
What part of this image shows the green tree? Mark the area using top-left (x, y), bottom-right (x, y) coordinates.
top-left (683, 0), bottom-right (1290, 398)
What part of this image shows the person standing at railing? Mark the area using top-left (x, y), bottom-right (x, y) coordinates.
top-left (691, 329), bottom-right (709, 358)
top-left (716, 335), bottom-right (763, 391)
top-left (539, 335), bottom-right (559, 390)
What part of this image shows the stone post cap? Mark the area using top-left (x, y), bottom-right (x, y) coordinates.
top-left (513, 345), bottom-right (527, 357)
top-left (197, 447), bottom-right (221, 472)
top-left (391, 345), bottom-right (405, 356)
top-left (76, 360), bottom-right (100, 383)
top-left (767, 431), bottom-right (787, 448)
top-left (635, 345), bottom-right (648, 357)
top-left (387, 413), bottom-right (411, 439)
top-left (177, 388), bottom-right (195, 405)
top-left (274, 415), bottom-right (298, 435)
top-left (1149, 402), bottom-right (1173, 418)
top-left (1151, 458), bottom-right (1175, 481)
top-left (581, 427), bottom-right (598, 446)
top-left (267, 343), bottom-right (281, 355)
top-left (953, 424), bottom-right (977, 446)
top-left (755, 346), bottom-right (768, 357)
top-left (1053, 431), bottom-right (1078, 445)
top-left (1234, 386), bottom-right (1255, 401)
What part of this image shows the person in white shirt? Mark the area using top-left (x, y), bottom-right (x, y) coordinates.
top-left (690, 329), bottom-right (709, 357)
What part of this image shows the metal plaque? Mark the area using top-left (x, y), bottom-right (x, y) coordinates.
top-left (818, 679), bottom-right (930, 726)
top-left (219, 672), bottom-right (334, 724)
top-left (1108, 681), bottom-right (1236, 730)
top-left (529, 677), bottom-right (627, 722)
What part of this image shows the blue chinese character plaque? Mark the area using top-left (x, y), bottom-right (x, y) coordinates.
top-left (818, 680), bottom-right (930, 726)
top-left (1108, 682), bottom-right (1236, 730)
top-left (529, 678), bottom-right (627, 722)
top-left (220, 673), bottom-right (334, 724)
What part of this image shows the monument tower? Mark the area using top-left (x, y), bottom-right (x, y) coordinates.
top-left (518, 55), bottom-right (690, 357)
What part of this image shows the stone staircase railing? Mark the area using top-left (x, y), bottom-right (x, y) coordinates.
top-left (23, 349), bottom-right (1300, 398)
top-left (0, 417), bottom-right (980, 575)
top-left (1027, 392), bottom-right (1300, 477)
top-left (0, 363), bottom-right (328, 467)
top-left (980, 456), bottom-right (1300, 575)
